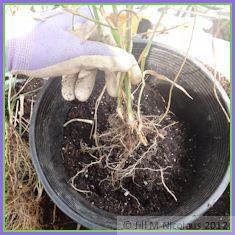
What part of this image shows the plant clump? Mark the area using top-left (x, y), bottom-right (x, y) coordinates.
top-left (63, 5), bottom-right (197, 213)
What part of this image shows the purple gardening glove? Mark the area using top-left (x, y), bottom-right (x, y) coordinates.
top-left (6, 6), bottom-right (141, 101)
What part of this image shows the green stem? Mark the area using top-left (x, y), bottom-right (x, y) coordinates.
top-left (117, 73), bottom-right (124, 110)
top-left (124, 73), bottom-right (133, 122)
top-left (125, 5), bottom-right (133, 53)
top-left (91, 6), bottom-right (103, 38)
top-left (124, 5), bottom-right (134, 123)
top-left (137, 10), bottom-right (165, 119)
top-left (98, 5), bottom-right (121, 47)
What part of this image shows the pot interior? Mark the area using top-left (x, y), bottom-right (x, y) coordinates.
top-left (31, 41), bottom-right (229, 229)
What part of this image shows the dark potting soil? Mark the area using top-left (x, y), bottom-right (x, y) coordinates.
top-left (8, 73), bottom-right (230, 229)
top-left (62, 79), bottom-right (198, 216)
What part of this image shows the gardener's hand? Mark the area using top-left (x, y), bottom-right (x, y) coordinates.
top-left (6, 6), bottom-right (141, 101)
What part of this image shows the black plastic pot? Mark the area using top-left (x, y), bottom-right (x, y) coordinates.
top-left (30, 39), bottom-right (230, 229)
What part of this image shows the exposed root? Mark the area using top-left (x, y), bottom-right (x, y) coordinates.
top-left (64, 118), bottom-right (93, 127)
top-left (120, 184), bottom-right (141, 208)
top-left (160, 168), bottom-right (177, 202)
top-left (70, 112), bottom-right (177, 204)
top-left (69, 156), bottom-right (104, 193)
top-left (91, 84), bottom-right (107, 145)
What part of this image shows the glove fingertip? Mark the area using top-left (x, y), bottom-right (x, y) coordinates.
top-left (75, 70), bottom-right (96, 102)
top-left (61, 74), bottom-right (77, 101)
top-left (130, 64), bottom-right (142, 85)
top-left (105, 72), bottom-right (118, 97)
top-left (62, 91), bottom-right (75, 101)
top-left (74, 90), bottom-right (90, 102)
